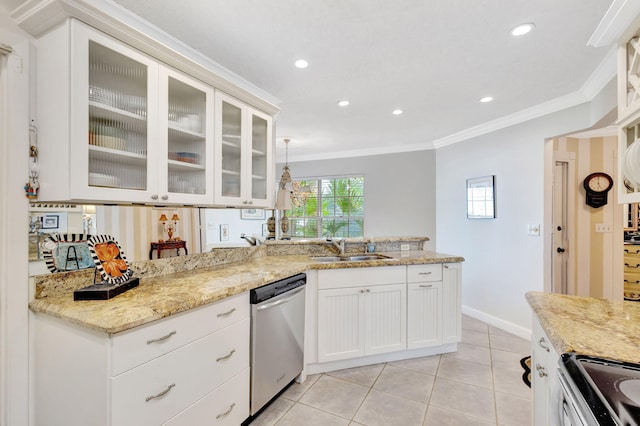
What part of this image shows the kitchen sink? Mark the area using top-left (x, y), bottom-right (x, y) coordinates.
top-left (310, 254), bottom-right (392, 262)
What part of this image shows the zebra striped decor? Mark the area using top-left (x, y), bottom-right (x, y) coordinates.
top-left (87, 234), bottom-right (132, 285)
top-left (42, 233), bottom-right (93, 273)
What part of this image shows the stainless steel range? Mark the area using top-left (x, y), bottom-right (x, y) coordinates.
top-left (558, 353), bottom-right (640, 425)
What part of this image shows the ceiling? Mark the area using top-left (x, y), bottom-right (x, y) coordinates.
top-left (3, 0), bottom-right (616, 161)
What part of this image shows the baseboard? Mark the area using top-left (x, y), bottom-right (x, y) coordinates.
top-left (462, 305), bottom-right (532, 341)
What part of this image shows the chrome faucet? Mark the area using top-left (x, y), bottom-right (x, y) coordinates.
top-left (327, 238), bottom-right (345, 255)
top-left (240, 233), bottom-right (257, 246)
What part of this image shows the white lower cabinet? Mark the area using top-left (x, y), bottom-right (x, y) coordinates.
top-left (531, 315), bottom-right (560, 426)
top-left (315, 263), bottom-right (461, 364)
top-left (32, 292), bottom-right (250, 426)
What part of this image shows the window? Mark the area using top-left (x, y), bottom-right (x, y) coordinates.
top-left (289, 176), bottom-right (364, 238)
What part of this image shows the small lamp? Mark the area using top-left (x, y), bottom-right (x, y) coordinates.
top-left (169, 214), bottom-right (180, 241)
top-left (275, 189), bottom-right (292, 240)
top-left (158, 214), bottom-right (169, 241)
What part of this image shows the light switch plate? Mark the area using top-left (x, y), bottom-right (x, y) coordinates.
top-left (400, 244), bottom-right (410, 251)
top-left (527, 224), bottom-right (541, 236)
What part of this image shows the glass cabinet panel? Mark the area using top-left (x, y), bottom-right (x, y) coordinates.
top-left (251, 113), bottom-right (268, 200)
top-left (221, 100), bottom-right (243, 198)
top-left (88, 40), bottom-right (149, 191)
top-left (167, 77), bottom-right (207, 195)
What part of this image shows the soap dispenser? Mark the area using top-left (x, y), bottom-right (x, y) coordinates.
top-left (366, 238), bottom-right (376, 253)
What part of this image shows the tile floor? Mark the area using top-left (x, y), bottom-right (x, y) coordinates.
top-left (251, 315), bottom-right (532, 426)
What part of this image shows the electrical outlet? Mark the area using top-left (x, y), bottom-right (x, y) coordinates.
top-left (527, 224), bottom-right (540, 236)
top-left (400, 244), bottom-right (410, 251)
top-left (595, 223), bottom-right (612, 233)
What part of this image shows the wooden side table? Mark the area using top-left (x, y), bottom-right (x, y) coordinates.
top-left (149, 240), bottom-right (188, 259)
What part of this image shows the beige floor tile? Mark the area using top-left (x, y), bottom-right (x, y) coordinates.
top-left (489, 325), bottom-right (511, 336)
top-left (429, 377), bottom-right (496, 423)
top-left (424, 405), bottom-right (496, 426)
top-left (490, 333), bottom-right (530, 354)
top-left (353, 389), bottom-right (427, 426)
top-left (462, 315), bottom-right (489, 332)
top-left (495, 391), bottom-right (532, 426)
top-left (299, 375), bottom-right (369, 419)
top-left (388, 355), bottom-right (441, 375)
top-left (276, 402), bottom-right (350, 426)
top-left (373, 364), bottom-right (435, 403)
top-left (326, 363), bottom-right (384, 387)
top-left (462, 328), bottom-right (490, 348)
top-left (493, 367), bottom-right (532, 399)
top-left (491, 348), bottom-right (530, 372)
top-left (436, 357), bottom-right (493, 389)
top-left (250, 397), bottom-right (294, 426)
top-left (281, 374), bottom-right (321, 401)
top-left (442, 342), bottom-right (492, 366)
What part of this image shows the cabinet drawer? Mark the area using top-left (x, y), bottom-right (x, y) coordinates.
top-left (407, 264), bottom-right (442, 283)
top-left (111, 292), bottom-right (248, 375)
top-left (163, 368), bottom-right (249, 426)
top-left (624, 246), bottom-right (640, 257)
top-left (318, 266), bottom-right (405, 289)
top-left (111, 317), bottom-right (249, 426)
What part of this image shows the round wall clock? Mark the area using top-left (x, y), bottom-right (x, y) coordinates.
top-left (583, 172), bottom-right (613, 208)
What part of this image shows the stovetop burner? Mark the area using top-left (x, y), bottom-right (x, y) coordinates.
top-left (561, 353), bottom-right (640, 426)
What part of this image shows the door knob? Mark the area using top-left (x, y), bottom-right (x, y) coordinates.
top-left (557, 247), bottom-right (565, 253)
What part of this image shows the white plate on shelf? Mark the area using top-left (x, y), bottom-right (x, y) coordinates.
top-left (89, 173), bottom-right (120, 187)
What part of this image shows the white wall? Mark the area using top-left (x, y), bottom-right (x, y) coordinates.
top-left (202, 208), bottom-right (267, 249)
top-left (435, 102), bottom-right (609, 337)
top-left (283, 150), bottom-right (437, 250)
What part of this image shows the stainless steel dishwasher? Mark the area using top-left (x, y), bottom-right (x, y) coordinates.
top-left (249, 273), bottom-right (306, 416)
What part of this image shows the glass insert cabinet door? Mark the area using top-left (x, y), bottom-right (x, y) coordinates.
top-left (251, 111), bottom-right (270, 201)
top-left (78, 32), bottom-right (159, 202)
top-left (219, 96), bottom-right (243, 200)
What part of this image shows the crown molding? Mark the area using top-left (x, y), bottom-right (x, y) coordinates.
top-left (10, 0), bottom-right (281, 114)
top-left (588, 0), bottom-right (640, 47)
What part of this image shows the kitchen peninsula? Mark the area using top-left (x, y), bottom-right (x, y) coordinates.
top-left (30, 238), bottom-right (464, 425)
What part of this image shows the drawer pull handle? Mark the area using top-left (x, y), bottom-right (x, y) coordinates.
top-left (535, 363), bottom-right (547, 377)
top-left (444, 264), bottom-right (449, 269)
top-left (538, 337), bottom-right (550, 352)
top-left (146, 330), bottom-right (176, 345)
top-left (216, 403), bottom-right (236, 419)
top-left (418, 272), bottom-right (432, 275)
top-left (625, 279), bottom-right (640, 284)
top-left (145, 383), bottom-right (175, 402)
top-left (217, 307), bottom-right (236, 318)
top-left (419, 284), bottom-right (433, 288)
top-left (625, 263), bottom-right (640, 269)
top-left (216, 349), bottom-right (236, 362)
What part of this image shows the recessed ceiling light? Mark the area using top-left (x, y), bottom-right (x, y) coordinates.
top-left (338, 100), bottom-right (350, 107)
top-left (294, 59), bottom-right (308, 69)
top-left (511, 23), bottom-right (535, 37)
top-left (480, 96), bottom-right (493, 103)
top-left (392, 109), bottom-right (403, 115)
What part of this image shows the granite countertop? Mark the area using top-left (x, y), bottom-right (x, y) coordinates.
top-left (30, 250), bottom-right (464, 335)
top-left (526, 291), bottom-right (640, 363)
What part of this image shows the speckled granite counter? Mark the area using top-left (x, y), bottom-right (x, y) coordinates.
top-left (30, 249), bottom-right (464, 335)
top-left (526, 291), bottom-right (640, 364)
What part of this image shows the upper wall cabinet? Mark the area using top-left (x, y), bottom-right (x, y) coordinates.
top-left (36, 19), bottom-right (215, 205)
top-left (618, 23), bottom-right (640, 204)
top-left (214, 92), bottom-right (273, 208)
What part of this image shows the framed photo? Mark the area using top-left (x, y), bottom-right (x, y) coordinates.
top-left (467, 175), bottom-right (496, 219)
top-left (87, 235), bottom-right (132, 285)
top-left (220, 224), bottom-right (229, 241)
top-left (241, 208), bottom-right (265, 220)
top-left (41, 215), bottom-right (59, 229)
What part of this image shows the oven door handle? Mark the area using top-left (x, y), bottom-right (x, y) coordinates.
top-left (255, 287), bottom-right (304, 311)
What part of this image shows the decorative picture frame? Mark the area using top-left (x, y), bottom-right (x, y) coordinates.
top-left (42, 233), bottom-right (94, 273)
top-left (467, 175), bottom-right (496, 219)
top-left (220, 224), bottom-right (229, 241)
top-left (41, 214), bottom-right (59, 229)
top-left (241, 208), bottom-right (265, 220)
top-left (87, 235), bottom-right (132, 285)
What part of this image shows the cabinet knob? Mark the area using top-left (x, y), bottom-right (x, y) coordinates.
top-left (161, 195), bottom-right (169, 200)
top-left (150, 194), bottom-right (159, 200)
top-left (242, 200), bottom-right (248, 205)
top-left (248, 200), bottom-right (253, 205)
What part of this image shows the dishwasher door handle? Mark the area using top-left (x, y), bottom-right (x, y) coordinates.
top-left (255, 287), bottom-right (305, 311)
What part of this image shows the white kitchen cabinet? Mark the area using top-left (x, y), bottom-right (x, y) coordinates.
top-left (531, 315), bottom-right (560, 426)
top-left (407, 264), bottom-right (443, 349)
top-left (214, 91), bottom-right (273, 208)
top-left (442, 263), bottom-right (462, 343)
top-left (317, 266), bottom-right (406, 362)
top-left (32, 292), bottom-right (250, 426)
top-left (36, 19), bottom-right (215, 205)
